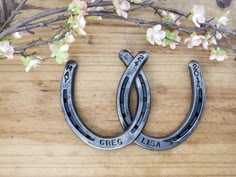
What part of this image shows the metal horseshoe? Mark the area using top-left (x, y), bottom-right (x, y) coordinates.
top-left (60, 51), bottom-right (150, 150)
top-left (117, 50), bottom-right (206, 151)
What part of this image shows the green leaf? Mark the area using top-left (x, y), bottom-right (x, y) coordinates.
top-left (217, 48), bottom-right (226, 55)
top-left (188, 10), bottom-right (193, 20)
top-left (191, 32), bottom-right (197, 37)
top-left (2, 35), bottom-right (14, 41)
top-left (67, 15), bottom-right (74, 25)
top-left (165, 30), bottom-right (176, 40)
top-left (55, 51), bottom-right (69, 64)
top-left (163, 15), bottom-right (171, 22)
top-left (21, 56), bottom-right (31, 66)
top-left (68, 2), bottom-right (82, 15)
top-left (0, 52), bottom-right (4, 59)
top-left (163, 38), bottom-right (171, 46)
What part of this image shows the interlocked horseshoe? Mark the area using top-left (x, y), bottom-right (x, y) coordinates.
top-left (117, 50), bottom-right (206, 150)
top-left (60, 51), bottom-right (150, 150)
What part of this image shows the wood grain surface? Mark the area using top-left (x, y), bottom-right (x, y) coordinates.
top-left (0, 0), bottom-right (236, 176)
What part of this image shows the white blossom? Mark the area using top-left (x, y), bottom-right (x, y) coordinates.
top-left (0, 41), bottom-right (14, 59)
top-left (146, 25), bottom-right (166, 45)
top-left (216, 11), bottom-right (230, 27)
top-left (192, 5), bottom-right (206, 28)
top-left (170, 33), bottom-right (181, 49)
top-left (113, 0), bottom-right (130, 18)
top-left (25, 57), bottom-right (41, 72)
top-left (161, 11), bottom-right (181, 26)
top-left (59, 43), bottom-right (69, 52)
top-left (209, 48), bottom-right (228, 61)
top-left (202, 34), bottom-right (217, 50)
top-left (184, 33), bottom-right (205, 48)
top-left (12, 32), bottom-right (22, 39)
top-left (65, 32), bottom-right (76, 43)
top-left (74, 15), bottom-right (87, 36)
top-left (215, 31), bottom-right (223, 40)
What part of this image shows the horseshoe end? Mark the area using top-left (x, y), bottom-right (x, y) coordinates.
top-left (119, 50), bottom-right (134, 64)
top-left (66, 60), bottom-right (78, 67)
top-left (188, 60), bottom-right (200, 68)
top-left (137, 51), bottom-right (149, 61)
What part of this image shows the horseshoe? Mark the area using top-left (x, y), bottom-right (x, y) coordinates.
top-left (117, 50), bottom-right (206, 150)
top-left (60, 51), bottom-right (150, 150)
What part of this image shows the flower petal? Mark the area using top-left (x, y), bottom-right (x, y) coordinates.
top-left (120, 0), bottom-right (130, 11)
top-left (158, 31), bottom-right (166, 39)
top-left (209, 54), bottom-right (216, 60)
top-left (153, 24), bottom-right (161, 32)
top-left (216, 31), bottom-right (222, 40)
top-left (202, 40), bottom-right (208, 50)
top-left (216, 54), bottom-right (226, 61)
top-left (170, 42), bottom-right (176, 49)
top-left (60, 44), bottom-right (69, 52)
top-left (25, 59), bottom-right (40, 72)
top-left (192, 16), bottom-right (200, 28)
top-left (154, 37), bottom-right (162, 45)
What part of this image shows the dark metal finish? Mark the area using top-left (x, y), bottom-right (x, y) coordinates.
top-left (60, 51), bottom-right (150, 150)
top-left (216, 0), bottom-right (232, 8)
top-left (117, 50), bottom-right (206, 151)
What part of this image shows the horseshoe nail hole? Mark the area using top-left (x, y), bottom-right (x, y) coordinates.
top-left (122, 77), bottom-right (129, 89)
top-left (86, 134), bottom-right (95, 141)
top-left (131, 125), bottom-right (139, 133)
top-left (74, 123), bottom-right (95, 141)
top-left (172, 137), bottom-right (178, 142)
top-left (131, 98), bottom-right (147, 133)
top-left (122, 113), bottom-right (126, 118)
top-left (179, 127), bottom-right (190, 138)
top-left (120, 88), bottom-right (125, 103)
top-left (64, 101), bottom-right (70, 115)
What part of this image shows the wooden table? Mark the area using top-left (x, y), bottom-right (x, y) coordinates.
top-left (0, 0), bottom-right (236, 176)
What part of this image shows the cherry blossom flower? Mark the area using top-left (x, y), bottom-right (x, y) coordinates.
top-left (209, 47), bottom-right (228, 61)
top-left (0, 41), bottom-right (14, 59)
top-left (12, 32), bottom-right (22, 39)
top-left (169, 31), bottom-right (181, 49)
top-left (217, 16), bottom-right (229, 26)
top-left (191, 5), bottom-right (206, 27)
top-left (162, 30), bottom-right (181, 49)
top-left (65, 32), bottom-right (76, 43)
top-left (161, 11), bottom-right (181, 26)
top-left (68, 0), bottom-right (88, 35)
top-left (202, 34), bottom-right (217, 50)
top-left (113, 0), bottom-right (130, 18)
top-left (74, 14), bottom-right (87, 36)
top-left (25, 57), bottom-right (41, 72)
top-left (146, 24), bottom-right (166, 45)
top-left (184, 33), bottom-right (205, 48)
top-left (50, 43), bottom-right (69, 64)
top-left (215, 31), bottom-right (223, 40)
top-left (59, 43), bottom-right (69, 52)
top-left (70, 0), bottom-right (88, 15)
top-left (215, 11), bottom-right (230, 27)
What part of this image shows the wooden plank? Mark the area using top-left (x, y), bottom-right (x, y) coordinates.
top-left (0, 0), bottom-right (235, 176)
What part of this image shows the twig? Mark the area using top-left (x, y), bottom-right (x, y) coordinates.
top-left (14, 29), bottom-right (69, 54)
top-left (0, 0), bottom-right (27, 32)
top-left (149, 4), bottom-right (190, 18)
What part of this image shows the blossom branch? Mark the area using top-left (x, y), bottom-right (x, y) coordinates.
top-left (0, 0), bottom-right (235, 72)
